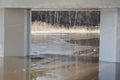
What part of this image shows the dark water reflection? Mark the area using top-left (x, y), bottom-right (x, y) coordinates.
top-left (66, 38), bottom-right (99, 47)
top-left (0, 57), bottom-right (120, 80)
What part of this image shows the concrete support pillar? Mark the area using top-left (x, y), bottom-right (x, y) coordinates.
top-left (0, 8), bottom-right (31, 56)
top-left (100, 8), bottom-right (120, 62)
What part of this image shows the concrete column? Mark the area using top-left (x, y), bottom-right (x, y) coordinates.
top-left (100, 8), bottom-right (120, 62)
top-left (0, 9), bottom-right (4, 57)
top-left (0, 8), bottom-right (31, 56)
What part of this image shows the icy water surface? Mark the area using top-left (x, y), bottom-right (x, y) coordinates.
top-left (32, 33), bottom-right (99, 55)
top-left (31, 33), bottom-right (100, 80)
top-left (1, 33), bottom-right (120, 80)
top-left (31, 33), bottom-right (99, 80)
top-left (0, 57), bottom-right (120, 80)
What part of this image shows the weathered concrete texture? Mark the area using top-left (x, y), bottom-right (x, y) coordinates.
top-left (100, 8), bottom-right (120, 62)
top-left (0, 8), bottom-right (31, 56)
top-left (0, 0), bottom-right (120, 8)
top-left (0, 9), bottom-right (4, 57)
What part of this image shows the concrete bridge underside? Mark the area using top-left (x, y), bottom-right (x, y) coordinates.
top-left (0, 0), bottom-right (120, 62)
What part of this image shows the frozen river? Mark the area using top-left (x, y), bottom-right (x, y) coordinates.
top-left (30, 33), bottom-right (100, 80)
top-left (31, 33), bottom-right (99, 56)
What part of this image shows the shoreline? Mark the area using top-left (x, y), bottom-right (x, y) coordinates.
top-left (31, 31), bottom-right (100, 34)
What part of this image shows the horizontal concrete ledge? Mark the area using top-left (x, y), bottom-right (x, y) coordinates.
top-left (0, 0), bottom-right (120, 8)
top-left (32, 8), bottom-right (100, 11)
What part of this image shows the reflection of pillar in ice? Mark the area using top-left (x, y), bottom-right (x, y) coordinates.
top-left (99, 62), bottom-right (120, 80)
top-left (0, 57), bottom-right (4, 80)
top-left (0, 57), bottom-right (30, 80)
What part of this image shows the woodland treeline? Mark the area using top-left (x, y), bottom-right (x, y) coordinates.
top-left (32, 11), bottom-right (100, 27)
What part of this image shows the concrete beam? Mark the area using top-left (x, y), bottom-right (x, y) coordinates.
top-left (0, 0), bottom-right (120, 8)
top-left (100, 8), bottom-right (120, 62)
top-left (0, 8), bottom-right (31, 56)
